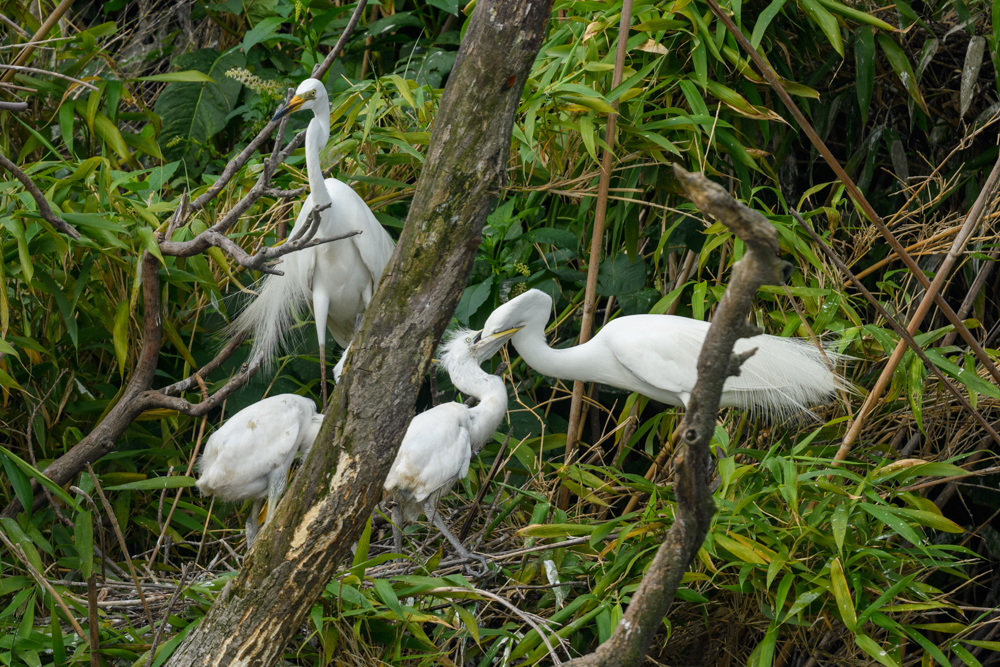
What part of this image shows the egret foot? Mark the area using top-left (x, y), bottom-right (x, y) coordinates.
top-left (426, 501), bottom-right (490, 574)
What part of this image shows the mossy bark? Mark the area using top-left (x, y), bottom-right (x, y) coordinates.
top-left (164, 2), bottom-right (549, 665)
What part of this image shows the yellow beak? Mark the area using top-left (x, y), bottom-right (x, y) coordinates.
top-left (272, 95), bottom-right (306, 121)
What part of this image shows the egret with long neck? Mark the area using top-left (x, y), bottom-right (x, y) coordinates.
top-left (227, 78), bottom-right (395, 404)
top-left (384, 328), bottom-right (515, 570)
top-left (479, 289), bottom-right (845, 419)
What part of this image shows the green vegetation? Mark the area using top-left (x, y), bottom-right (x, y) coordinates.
top-left (1, 0), bottom-right (998, 664)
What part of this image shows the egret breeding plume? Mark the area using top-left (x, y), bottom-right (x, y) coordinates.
top-left (480, 289), bottom-right (845, 419)
top-left (227, 78), bottom-right (395, 403)
top-left (384, 328), bottom-right (515, 571)
top-left (196, 394), bottom-right (323, 548)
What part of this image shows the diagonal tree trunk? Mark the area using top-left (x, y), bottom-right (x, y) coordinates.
top-left (164, 2), bottom-right (549, 664)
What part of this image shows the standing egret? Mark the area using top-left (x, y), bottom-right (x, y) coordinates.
top-left (384, 328), bottom-right (515, 571)
top-left (227, 78), bottom-right (395, 404)
top-left (196, 394), bottom-right (323, 548)
top-left (479, 289), bottom-right (844, 419)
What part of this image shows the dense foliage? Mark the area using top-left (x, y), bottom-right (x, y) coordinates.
top-left (1, 0), bottom-right (998, 665)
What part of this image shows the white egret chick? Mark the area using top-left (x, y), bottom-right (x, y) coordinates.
top-left (384, 328), bottom-right (515, 571)
top-left (228, 78), bottom-right (395, 404)
top-left (196, 394), bottom-right (323, 548)
top-left (480, 289), bottom-right (844, 419)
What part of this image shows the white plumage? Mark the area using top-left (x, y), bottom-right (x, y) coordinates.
top-left (196, 393), bottom-right (323, 547)
top-left (226, 78), bottom-right (395, 403)
top-left (384, 328), bottom-right (515, 569)
top-left (480, 289), bottom-right (845, 419)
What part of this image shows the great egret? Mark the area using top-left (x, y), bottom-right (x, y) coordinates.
top-left (196, 394), bottom-right (323, 548)
top-left (228, 78), bottom-right (395, 404)
top-left (384, 328), bottom-right (515, 571)
top-left (479, 289), bottom-right (844, 419)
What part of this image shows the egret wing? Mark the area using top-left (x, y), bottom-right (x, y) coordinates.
top-left (323, 178), bottom-right (395, 285)
top-left (599, 315), bottom-right (708, 399)
top-left (197, 396), bottom-right (308, 500)
top-left (385, 403), bottom-right (470, 504)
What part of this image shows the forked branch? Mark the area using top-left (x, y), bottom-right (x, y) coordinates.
top-left (566, 165), bottom-right (789, 666)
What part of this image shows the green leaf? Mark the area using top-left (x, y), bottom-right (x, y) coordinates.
top-left (797, 0), bottom-right (844, 56)
top-left (855, 27), bottom-right (875, 126)
top-left (518, 523), bottom-right (594, 538)
top-left (908, 354), bottom-right (924, 432)
top-left (860, 502), bottom-right (924, 544)
top-left (597, 254), bottom-right (646, 296)
top-left (1, 218), bottom-right (33, 284)
top-left (0, 446), bottom-right (81, 511)
top-left (104, 476), bottom-right (196, 491)
top-left (75, 510), bottom-right (94, 580)
top-left (1, 456), bottom-right (33, 517)
top-left (242, 16), bottom-right (284, 52)
top-left (923, 349), bottom-right (1000, 399)
top-left (93, 112), bottom-right (131, 161)
top-left (831, 503), bottom-right (848, 552)
top-left (855, 634), bottom-right (900, 667)
top-left (373, 579), bottom-right (407, 621)
top-left (136, 71), bottom-right (216, 83)
top-left (876, 34), bottom-right (929, 114)
top-left (155, 48), bottom-right (246, 165)
top-left (829, 557), bottom-right (856, 631)
top-left (114, 300), bottom-right (129, 377)
top-left (455, 604), bottom-right (481, 644)
top-left (814, 0), bottom-right (895, 30)
top-left (750, 0), bottom-right (787, 49)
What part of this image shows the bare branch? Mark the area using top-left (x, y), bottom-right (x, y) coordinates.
top-left (159, 335), bottom-right (246, 397)
top-left (0, 152), bottom-right (81, 239)
top-left (142, 358), bottom-right (263, 417)
top-left (566, 166), bottom-right (788, 666)
top-left (312, 0), bottom-right (371, 80)
top-left (0, 101), bottom-right (28, 112)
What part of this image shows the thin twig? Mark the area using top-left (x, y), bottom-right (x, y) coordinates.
top-left (312, 0), bottom-right (371, 80)
top-left (0, 152), bottom-right (81, 239)
top-left (144, 566), bottom-right (191, 667)
top-left (0, 0), bottom-right (75, 84)
top-left (790, 211), bottom-right (1000, 449)
top-left (423, 587), bottom-right (564, 665)
top-left (86, 463), bottom-right (155, 628)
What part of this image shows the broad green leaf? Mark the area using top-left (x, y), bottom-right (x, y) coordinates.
top-left (960, 36), bottom-right (986, 117)
top-left (242, 16), bottom-right (284, 52)
top-left (517, 523), bottom-right (594, 538)
top-left (815, 0), bottom-right (895, 30)
top-left (751, 0), bottom-right (787, 49)
top-left (155, 48), bottom-right (246, 165)
top-left (93, 112), bottom-right (131, 161)
top-left (923, 349), bottom-right (1000, 399)
top-left (893, 508), bottom-right (964, 534)
top-left (0, 446), bottom-right (81, 511)
top-left (831, 503), bottom-right (848, 552)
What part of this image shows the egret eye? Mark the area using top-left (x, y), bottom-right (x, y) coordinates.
top-left (466, 336), bottom-right (472, 343)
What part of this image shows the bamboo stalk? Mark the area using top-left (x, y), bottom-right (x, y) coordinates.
top-left (559, 0), bottom-right (634, 510)
top-left (703, 0), bottom-right (1000, 420)
top-left (837, 156), bottom-right (1000, 459)
top-left (1, 0), bottom-right (75, 84)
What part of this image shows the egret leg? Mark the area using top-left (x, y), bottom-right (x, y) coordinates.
top-left (246, 498), bottom-right (263, 549)
top-left (354, 313), bottom-right (363, 333)
top-left (319, 343), bottom-right (328, 406)
top-left (424, 500), bottom-right (489, 574)
top-left (266, 468), bottom-right (289, 527)
top-left (391, 504), bottom-right (404, 556)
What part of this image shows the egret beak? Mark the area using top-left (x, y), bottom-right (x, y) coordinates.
top-left (272, 95), bottom-right (306, 121)
top-left (470, 326), bottom-right (523, 360)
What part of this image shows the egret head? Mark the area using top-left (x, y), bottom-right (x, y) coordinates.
top-left (439, 327), bottom-right (515, 373)
top-left (272, 78), bottom-right (328, 120)
top-left (478, 289), bottom-right (552, 342)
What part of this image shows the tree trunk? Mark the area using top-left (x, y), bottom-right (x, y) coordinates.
top-left (164, 2), bottom-right (549, 665)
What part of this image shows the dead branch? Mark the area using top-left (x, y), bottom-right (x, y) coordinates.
top-left (565, 165), bottom-right (789, 666)
top-left (0, 151), bottom-right (81, 239)
top-left (0, 101), bottom-right (28, 112)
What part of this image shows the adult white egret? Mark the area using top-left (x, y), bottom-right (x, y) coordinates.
top-left (383, 328), bottom-right (514, 571)
top-left (228, 78), bottom-right (395, 403)
top-left (479, 289), bottom-right (844, 419)
top-left (196, 394), bottom-right (323, 548)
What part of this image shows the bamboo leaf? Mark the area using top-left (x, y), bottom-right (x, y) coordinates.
top-left (876, 34), bottom-right (930, 114)
top-left (829, 557), bottom-right (857, 631)
top-left (855, 27), bottom-right (875, 126)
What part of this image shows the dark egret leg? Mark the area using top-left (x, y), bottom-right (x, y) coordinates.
top-left (424, 500), bottom-right (489, 573)
top-left (391, 504), bottom-right (404, 556)
top-left (266, 468), bottom-right (288, 527)
top-left (246, 498), bottom-right (263, 549)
